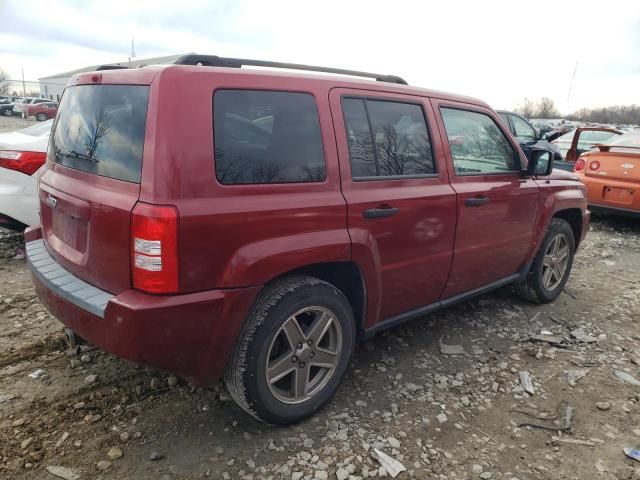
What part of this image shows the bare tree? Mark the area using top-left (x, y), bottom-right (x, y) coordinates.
top-left (0, 68), bottom-right (10, 95)
top-left (83, 110), bottom-right (111, 159)
top-left (515, 98), bottom-right (535, 119)
top-left (566, 104), bottom-right (640, 125)
top-left (535, 97), bottom-right (559, 118)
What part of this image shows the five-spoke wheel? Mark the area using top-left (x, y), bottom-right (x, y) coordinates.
top-left (225, 276), bottom-right (355, 425)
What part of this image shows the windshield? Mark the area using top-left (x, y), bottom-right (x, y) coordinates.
top-left (50, 84), bottom-right (149, 183)
top-left (20, 120), bottom-right (54, 136)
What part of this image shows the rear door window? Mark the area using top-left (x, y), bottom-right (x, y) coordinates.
top-left (50, 85), bottom-right (149, 183)
top-left (440, 108), bottom-right (520, 175)
top-left (213, 90), bottom-right (326, 184)
top-left (341, 98), bottom-right (435, 179)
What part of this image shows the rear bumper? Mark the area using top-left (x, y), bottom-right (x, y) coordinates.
top-left (582, 175), bottom-right (639, 214)
top-left (589, 203), bottom-right (640, 218)
top-left (26, 227), bottom-right (260, 385)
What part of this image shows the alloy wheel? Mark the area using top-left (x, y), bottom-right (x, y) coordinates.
top-left (542, 233), bottom-right (570, 291)
top-left (265, 306), bottom-right (342, 404)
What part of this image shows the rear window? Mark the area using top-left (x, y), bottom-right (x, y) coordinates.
top-left (213, 90), bottom-right (326, 184)
top-left (50, 85), bottom-right (149, 183)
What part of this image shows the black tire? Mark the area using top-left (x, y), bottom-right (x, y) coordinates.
top-left (224, 275), bottom-right (355, 425)
top-left (36, 113), bottom-right (47, 122)
top-left (516, 218), bottom-right (575, 303)
top-left (2, 109), bottom-right (12, 117)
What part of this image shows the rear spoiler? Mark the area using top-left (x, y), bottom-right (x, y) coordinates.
top-left (595, 144), bottom-right (640, 153)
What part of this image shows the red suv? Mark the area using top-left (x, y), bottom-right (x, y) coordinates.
top-left (26, 55), bottom-right (589, 425)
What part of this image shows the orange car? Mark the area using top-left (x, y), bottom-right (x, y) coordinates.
top-left (574, 131), bottom-right (640, 217)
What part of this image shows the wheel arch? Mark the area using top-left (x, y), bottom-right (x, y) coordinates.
top-left (270, 262), bottom-right (367, 339)
top-left (552, 208), bottom-right (583, 247)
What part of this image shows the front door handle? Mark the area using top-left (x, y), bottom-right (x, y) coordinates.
top-left (363, 206), bottom-right (399, 219)
top-left (464, 196), bottom-right (489, 207)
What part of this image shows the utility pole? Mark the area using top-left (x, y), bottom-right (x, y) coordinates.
top-left (21, 68), bottom-right (27, 118)
top-left (567, 61), bottom-right (578, 102)
top-left (128, 38), bottom-right (136, 68)
top-left (21, 68), bottom-right (26, 98)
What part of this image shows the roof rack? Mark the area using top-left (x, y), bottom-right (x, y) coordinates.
top-left (173, 54), bottom-right (408, 85)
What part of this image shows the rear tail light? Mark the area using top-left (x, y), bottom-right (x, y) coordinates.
top-left (589, 160), bottom-right (601, 171)
top-left (131, 202), bottom-right (179, 293)
top-left (0, 150), bottom-right (46, 175)
top-left (574, 158), bottom-right (586, 172)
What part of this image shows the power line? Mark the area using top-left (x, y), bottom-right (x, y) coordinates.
top-left (5, 79), bottom-right (68, 86)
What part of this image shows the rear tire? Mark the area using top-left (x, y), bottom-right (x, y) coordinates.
top-left (224, 275), bottom-right (355, 425)
top-left (516, 218), bottom-right (575, 303)
top-left (2, 109), bottom-right (12, 117)
top-left (36, 113), bottom-right (47, 122)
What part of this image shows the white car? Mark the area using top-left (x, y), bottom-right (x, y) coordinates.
top-left (0, 120), bottom-right (52, 229)
top-left (552, 128), bottom-right (621, 158)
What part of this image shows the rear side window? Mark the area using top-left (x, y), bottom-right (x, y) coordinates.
top-left (342, 98), bottom-right (435, 179)
top-left (213, 90), bottom-right (325, 184)
top-left (440, 108), bottom-right (519, 175)
top-left (50, 85), bottom-right (149, 183)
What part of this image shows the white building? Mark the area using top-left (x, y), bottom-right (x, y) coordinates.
top-left (38, 54), bottom-right (182, 101)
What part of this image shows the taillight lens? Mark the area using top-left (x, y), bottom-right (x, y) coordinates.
top-left (0, 150), bottom-right (46, 175)
top-left (589, 160), bottom-right (600, 171)
top-left (131, 202), bottom-right (179, 293)
top-left (574, 158), bottom-right (586, 172)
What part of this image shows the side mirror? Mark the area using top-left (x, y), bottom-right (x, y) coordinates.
top-left (540, 132), bottom-right (549, 141)
top-left (526, 149), bottom-right (554, 176)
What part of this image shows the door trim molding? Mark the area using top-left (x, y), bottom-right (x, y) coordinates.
top-left (362, 273), bottom-right (520, 339)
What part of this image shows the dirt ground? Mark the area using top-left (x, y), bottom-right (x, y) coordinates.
top-left (0, 129), bottom-right (639, 480)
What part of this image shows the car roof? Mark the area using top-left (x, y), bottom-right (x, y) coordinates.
top-left (70, 64), bottom-right (489, 108)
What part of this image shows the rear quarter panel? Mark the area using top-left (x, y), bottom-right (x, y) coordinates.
top-left (145, 67), bottom-right (350, 292)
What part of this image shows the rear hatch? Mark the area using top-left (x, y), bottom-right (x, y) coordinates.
top-left (584, 151), bottom-right (639, 182)
top-left (39, 83), bottom-right (149, 294)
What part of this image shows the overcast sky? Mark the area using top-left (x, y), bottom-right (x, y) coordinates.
top-left (1, 0), bottom-right (638, 113)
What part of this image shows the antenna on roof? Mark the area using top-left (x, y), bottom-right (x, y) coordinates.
top-left (173, 54), bottom-right (408, 85)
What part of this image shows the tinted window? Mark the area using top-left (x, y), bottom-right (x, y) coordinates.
top-left (214, 90), bottom-right (325, 184)
top-left (342, 98), bottom-right (435, 178)
top-left (441, 108), bottom-right (519, 175)
top-left (50, 85), bottom-right (149, 183)
top-left (510, 114), bottom-right (537, 141)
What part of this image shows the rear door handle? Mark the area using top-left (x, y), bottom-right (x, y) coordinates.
top-left (363, 206), bottom-right (399, 219)
top-left (464, 196), bottom-right (489, 207)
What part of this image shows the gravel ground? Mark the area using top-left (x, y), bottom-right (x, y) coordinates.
top-left (0, 115), bottom-right (38, 133)
top-left (1, 215), bottom-right (640, 480)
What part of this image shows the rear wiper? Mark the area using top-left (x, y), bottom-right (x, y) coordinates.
top-left (58, 148), bottom-right (98, 163)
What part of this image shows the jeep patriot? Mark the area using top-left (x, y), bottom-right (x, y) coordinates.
top-left (26, 55), bottom-right (589, 424)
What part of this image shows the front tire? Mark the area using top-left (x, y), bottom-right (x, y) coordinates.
top-left (516, 218), bottom-right (575, 303)
top-left (36, 113), bottom-right (47, 121)
top-left (224, 275), bottom-right (355, 425)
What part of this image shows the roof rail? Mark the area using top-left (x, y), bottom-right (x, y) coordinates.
top-left (96, 65), bottom-right (129, 71)
top-left (173, 54), bottom-right (408, 85)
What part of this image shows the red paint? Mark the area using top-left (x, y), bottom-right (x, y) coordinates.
top-left (30, 65), bottom-right (589, 384)
top-left (25, 102), bottom-right (58, 119)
